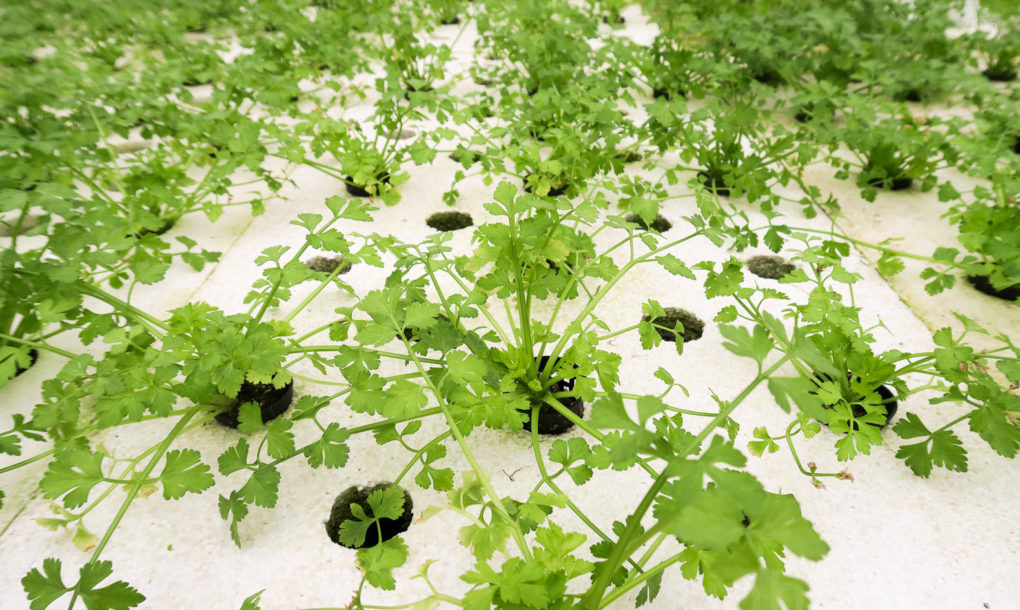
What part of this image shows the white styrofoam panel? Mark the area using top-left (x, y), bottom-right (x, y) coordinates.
top-left (1, 3), bottom-right (1017, 610)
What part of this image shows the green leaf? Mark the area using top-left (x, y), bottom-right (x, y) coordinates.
top-left (969, 404), bottom-right (1020, 458)
top-left (548, 438), bottom-right (594, 485)
top-left (357, 537), bottom-right (409, 590)
top-left (291, 213), bottom-right (322, 232)
top-left (657, 255), bottom-right (696, 279)
top-left (338, 505), bottom-right (374, 549)
top-left (636, 571), bottom-right (663, 607)
top-left (382, 379), bottom-right (428, 419)
top-left (460, 522), bottom-right (512, 562)
top-left (77, 561), bottom-right (145, 610)
top-left (638, 319), bottom-right (662, 350)
top-left (636, 395), bottom-right (669, 426)
top-left (704, 260), bottom-right (743, 298)
top-left (997, 359), bottom-right (1020, 384)
top-left (408, 140), bottom-right (436, 165)
top-left (751, 493), bottom-right (829, 561)
top-left (667, 488), bottom-right (745, 551)
top-left (739, 569), bottom-right (809, 610)
top-left (265, 418), bottom-right (296, 459)
top-left (304, 423), bottom-right (350, 469)
top-left (763, 226), bottom-right (787, 252)
top-left (714, 306), bottom-right (738, 323)
top-left (653, 367), bottom-right (674, 387)
top-left (368, 485), bottom-right (408, 520)
top-left (325, 195), bottom-right (374, 221)
top-left (239, 465), bottom-right (281, 508)
top-left (895, 429), bottom-right (968, 478)
top-left (937, 181), bottom-right (961, 202)
top-left (589, 393), bottom-right (638, 430)
top-left (22, 558), bottom-right (68, 610)
top-left (748, 427), bottom-right (780, 457)
top-left (876, 251), bottom-right (905, 277)
top-left (534, 521), bottom-right (590, 576)
top-left (239, 591), bottom-right (264, 610)
top-left (893, 412), bottom-right (930, 439)
top-left (446, 350), bottom-right (488, 387)
top-left (493, 181), bottom-right (518, 211)
top-left (236, 402), bottom-right (265, 435)
top-left (40, 448), bottom-right (106, 509)
top-left (339, 486), bottom-right (408, 548)
top-left (159, 449), bottom-right (214, 500)
top-left (219, 492), bottom-right (250, 547)
top-left (719, 324), bottom-right (774, 364)
top-left (463, 558), bottom-right (551, 608)
top-left (403, 302), bottom-right (441, 330)
top-left (895, 440), bottom-right (934, 477)
top-left (218, 439), bottom-right (251, 475)
top-left (357, 323), bottom-right (398, 346)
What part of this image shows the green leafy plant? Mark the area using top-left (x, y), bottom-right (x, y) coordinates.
top-left (823, 97), bottom-right (959, 198)
top-left (3, 2), bottom-right (1019, 610)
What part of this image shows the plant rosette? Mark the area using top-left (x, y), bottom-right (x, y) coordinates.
top-left (823, 100), bottom-right (958, 200)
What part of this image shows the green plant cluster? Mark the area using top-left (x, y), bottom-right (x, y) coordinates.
top-left (1, 1), bottom-right (1018, 609)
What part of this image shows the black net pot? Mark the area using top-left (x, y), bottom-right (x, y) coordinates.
top-left (866, 175), bottom-right (913, 191)
top-left (521, 355), bottom-right (585, 435)
top-left (7, 348), bottom-right (39, 379)
top-left (523, 174), bottom-right (568, 197)
top-left (812, 373), bottom-right (898, 430)
top-left (697, 171), bottom-right (733, 197)
top-left (966, 274), bottom-right (1020, 302)
top-left (344, 172), bottom-right (391, 198)
top-left (215, 380), bottom-right (294, 428)
top-left (325, 483), bottom-right (414, 548)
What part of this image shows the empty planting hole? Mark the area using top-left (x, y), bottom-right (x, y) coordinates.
top-left (746, 255), bottom-right (795, 280)
top-left (426, 211), bottom-right (473, 232)
top-left (305, 255), bottom-right (352, 275)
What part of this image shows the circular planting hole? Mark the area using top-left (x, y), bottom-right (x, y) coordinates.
top-left (643, 307), bottom-right (705, 343)
top-left (305, 255), bottom-right (352, 275)
top-left (616, 150), bottom-right (643, 164)
top-left (751, 69), bottom-right (783, 86)
top-left (523, 173), bottom-right (568, 197)
top-left (521, 355), bottom-right (585, 435)
top-left (6, 348), bottom-right (39, 379)
top-left (624, 212), bottom-right (672, 233)
top-left (866, 175), bottom-right (913, 191)
top-left (426, 211), bottom-right (473, 232)
top-left (130, 217), bottom-right (177, 239)
top-left (345, 172), bottom-right (391, 198)
top-left (215, 380), bottom-right (294, 428)
top-left (982, 67), bottom-right (1016, 82)
top-left (966, 274), bottom-right (1020, 302)
top-left (696, 171), bottom-right (732, 197)
top-left (894, 88), bottom-right (925, 103)
top-left (326, 483), bottom-right (414, 549)
top-left (746, 255), bottom-right (796, 280)
top-left (651, 86), bottom-right (685, 100)
top-left (811, 373), bottom-right (898, 430)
